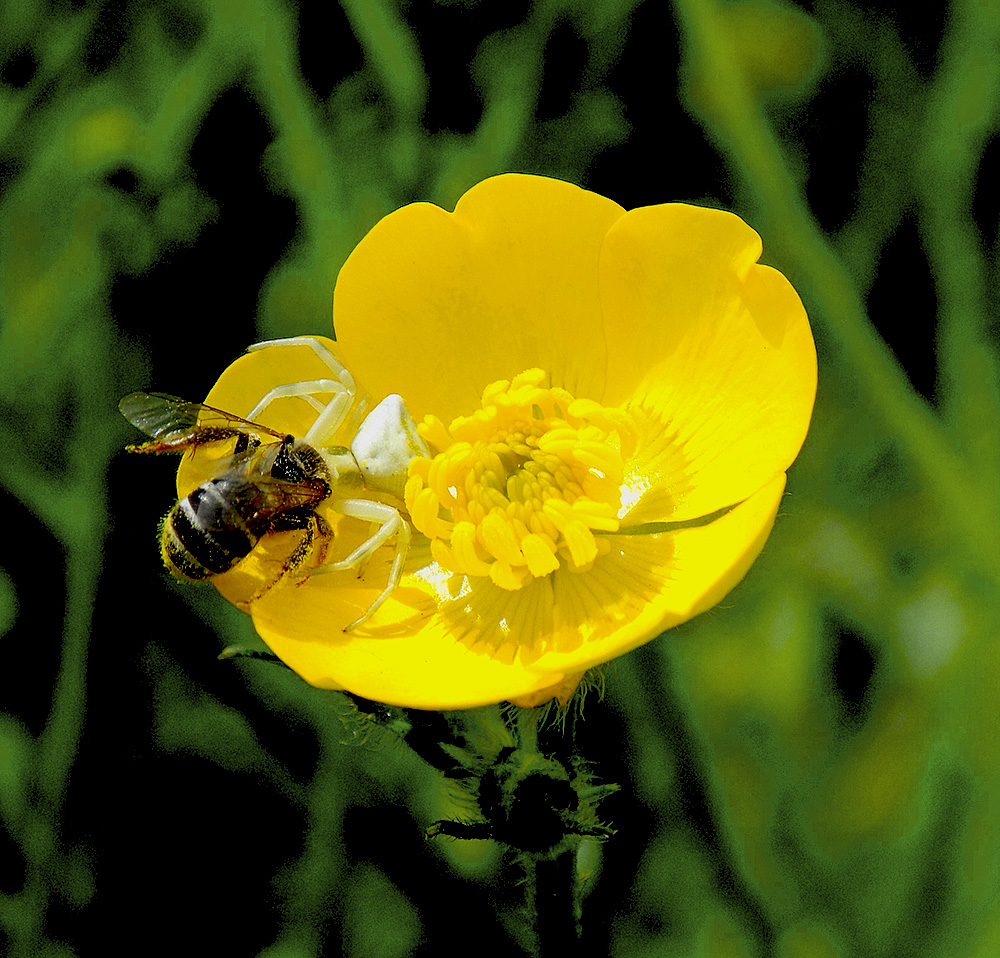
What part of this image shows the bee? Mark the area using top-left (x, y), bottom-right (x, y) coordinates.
top-left (119, 336), bottom-right (428, 630)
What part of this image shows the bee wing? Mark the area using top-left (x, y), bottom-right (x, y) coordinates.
top-left (119, 391), bottom-right (288, 453)
top-left (227, 474), bottom-right (330, 521)
top-left (226, 437), bottom-right (284, 478)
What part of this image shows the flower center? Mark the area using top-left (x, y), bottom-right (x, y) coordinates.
top-left (404, 369), bottom-right (634, 591)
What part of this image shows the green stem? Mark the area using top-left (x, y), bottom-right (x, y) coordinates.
top-left (672, 0), bottom-right (1000, 569)
top-left (525, 846), bottom-right (582, 956)
top-left (915, 0), bottom-right (1000, 493)
top-left (514, 707), bottom-right (586, 955)
top-left (831, 10), bottom-right (922, 295)
top-left (36, 546), bottom-right (96, 804)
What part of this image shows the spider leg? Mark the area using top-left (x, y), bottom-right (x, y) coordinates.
top-left (245, 378), bottom-right (346, 418)
top-left (244, 337), bottom-right (362, 444)
top-left (247, 337), bottom-right (352, 384)
top-left (307, 498), bottom-right (411, 631)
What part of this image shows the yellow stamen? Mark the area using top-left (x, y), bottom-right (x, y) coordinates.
top-left (521, 533), bottom-right (560, 577)
top-left (405, 370), bottom-right (634, 590)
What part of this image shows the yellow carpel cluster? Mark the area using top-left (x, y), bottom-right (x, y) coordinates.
top-left (404, 369), bottom-right (635, 591)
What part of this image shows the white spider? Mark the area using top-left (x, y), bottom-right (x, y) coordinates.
top-left (245, 336), bottom-right (428, 630)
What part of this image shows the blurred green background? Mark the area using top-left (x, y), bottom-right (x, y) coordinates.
top-left (2, 0), bottom-right (998, 955)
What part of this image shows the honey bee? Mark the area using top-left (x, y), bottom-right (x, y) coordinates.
top-left (120, 336), bottom-right (428, 630)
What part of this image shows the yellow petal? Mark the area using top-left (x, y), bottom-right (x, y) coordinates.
top-left (331, 174), bottom-right (626, 425)
top-left (246, 561), bottom-right (572, 709)
top-left (532, 472), bottom-right (788, 676)
top-left (240, 475), bottom-right (786, 709)
top-left (599, 203), bottom-right (815, 520)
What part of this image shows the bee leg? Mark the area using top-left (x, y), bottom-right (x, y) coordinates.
top-left (244, 512), bottom-right (329, 604)
top-left (280, 517), bottom-right (318, 577)
top-left (307, 499), bottom-right (410, 631)
top-left (307, 513), bottom-right (335, 568)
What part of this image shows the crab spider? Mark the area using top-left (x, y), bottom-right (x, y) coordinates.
top-left (245, 337), bottom-right (428, 630)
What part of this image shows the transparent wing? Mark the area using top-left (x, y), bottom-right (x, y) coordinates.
top-left (119, 391), bottom-right (288, 453)
top-left (222, 473), bottom-right (330, 520)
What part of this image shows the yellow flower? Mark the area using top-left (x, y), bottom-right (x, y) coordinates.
top-left (176, 174), bottom-right (816, 710)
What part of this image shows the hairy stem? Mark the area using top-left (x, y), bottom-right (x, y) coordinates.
top-left (525, 846), bottom-right (582, 955)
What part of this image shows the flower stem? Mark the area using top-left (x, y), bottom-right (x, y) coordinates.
top-left (672, 0), bottom-right (1000, 568)
top-left (525, 846), bottom-right (582, 956)
top-left (914, 0), bottom-right (1000, 489)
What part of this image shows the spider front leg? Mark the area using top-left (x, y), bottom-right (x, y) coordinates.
top-left (244, 337), bottom-right (364, 444)
top-left (307, 498), bottom-right (411, 631)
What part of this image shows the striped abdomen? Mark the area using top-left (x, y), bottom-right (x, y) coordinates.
top-left (161, 477), bottom-right (267, 580)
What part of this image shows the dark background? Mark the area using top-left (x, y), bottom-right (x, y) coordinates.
top-left (2, 2), bottom-right (993, 956)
